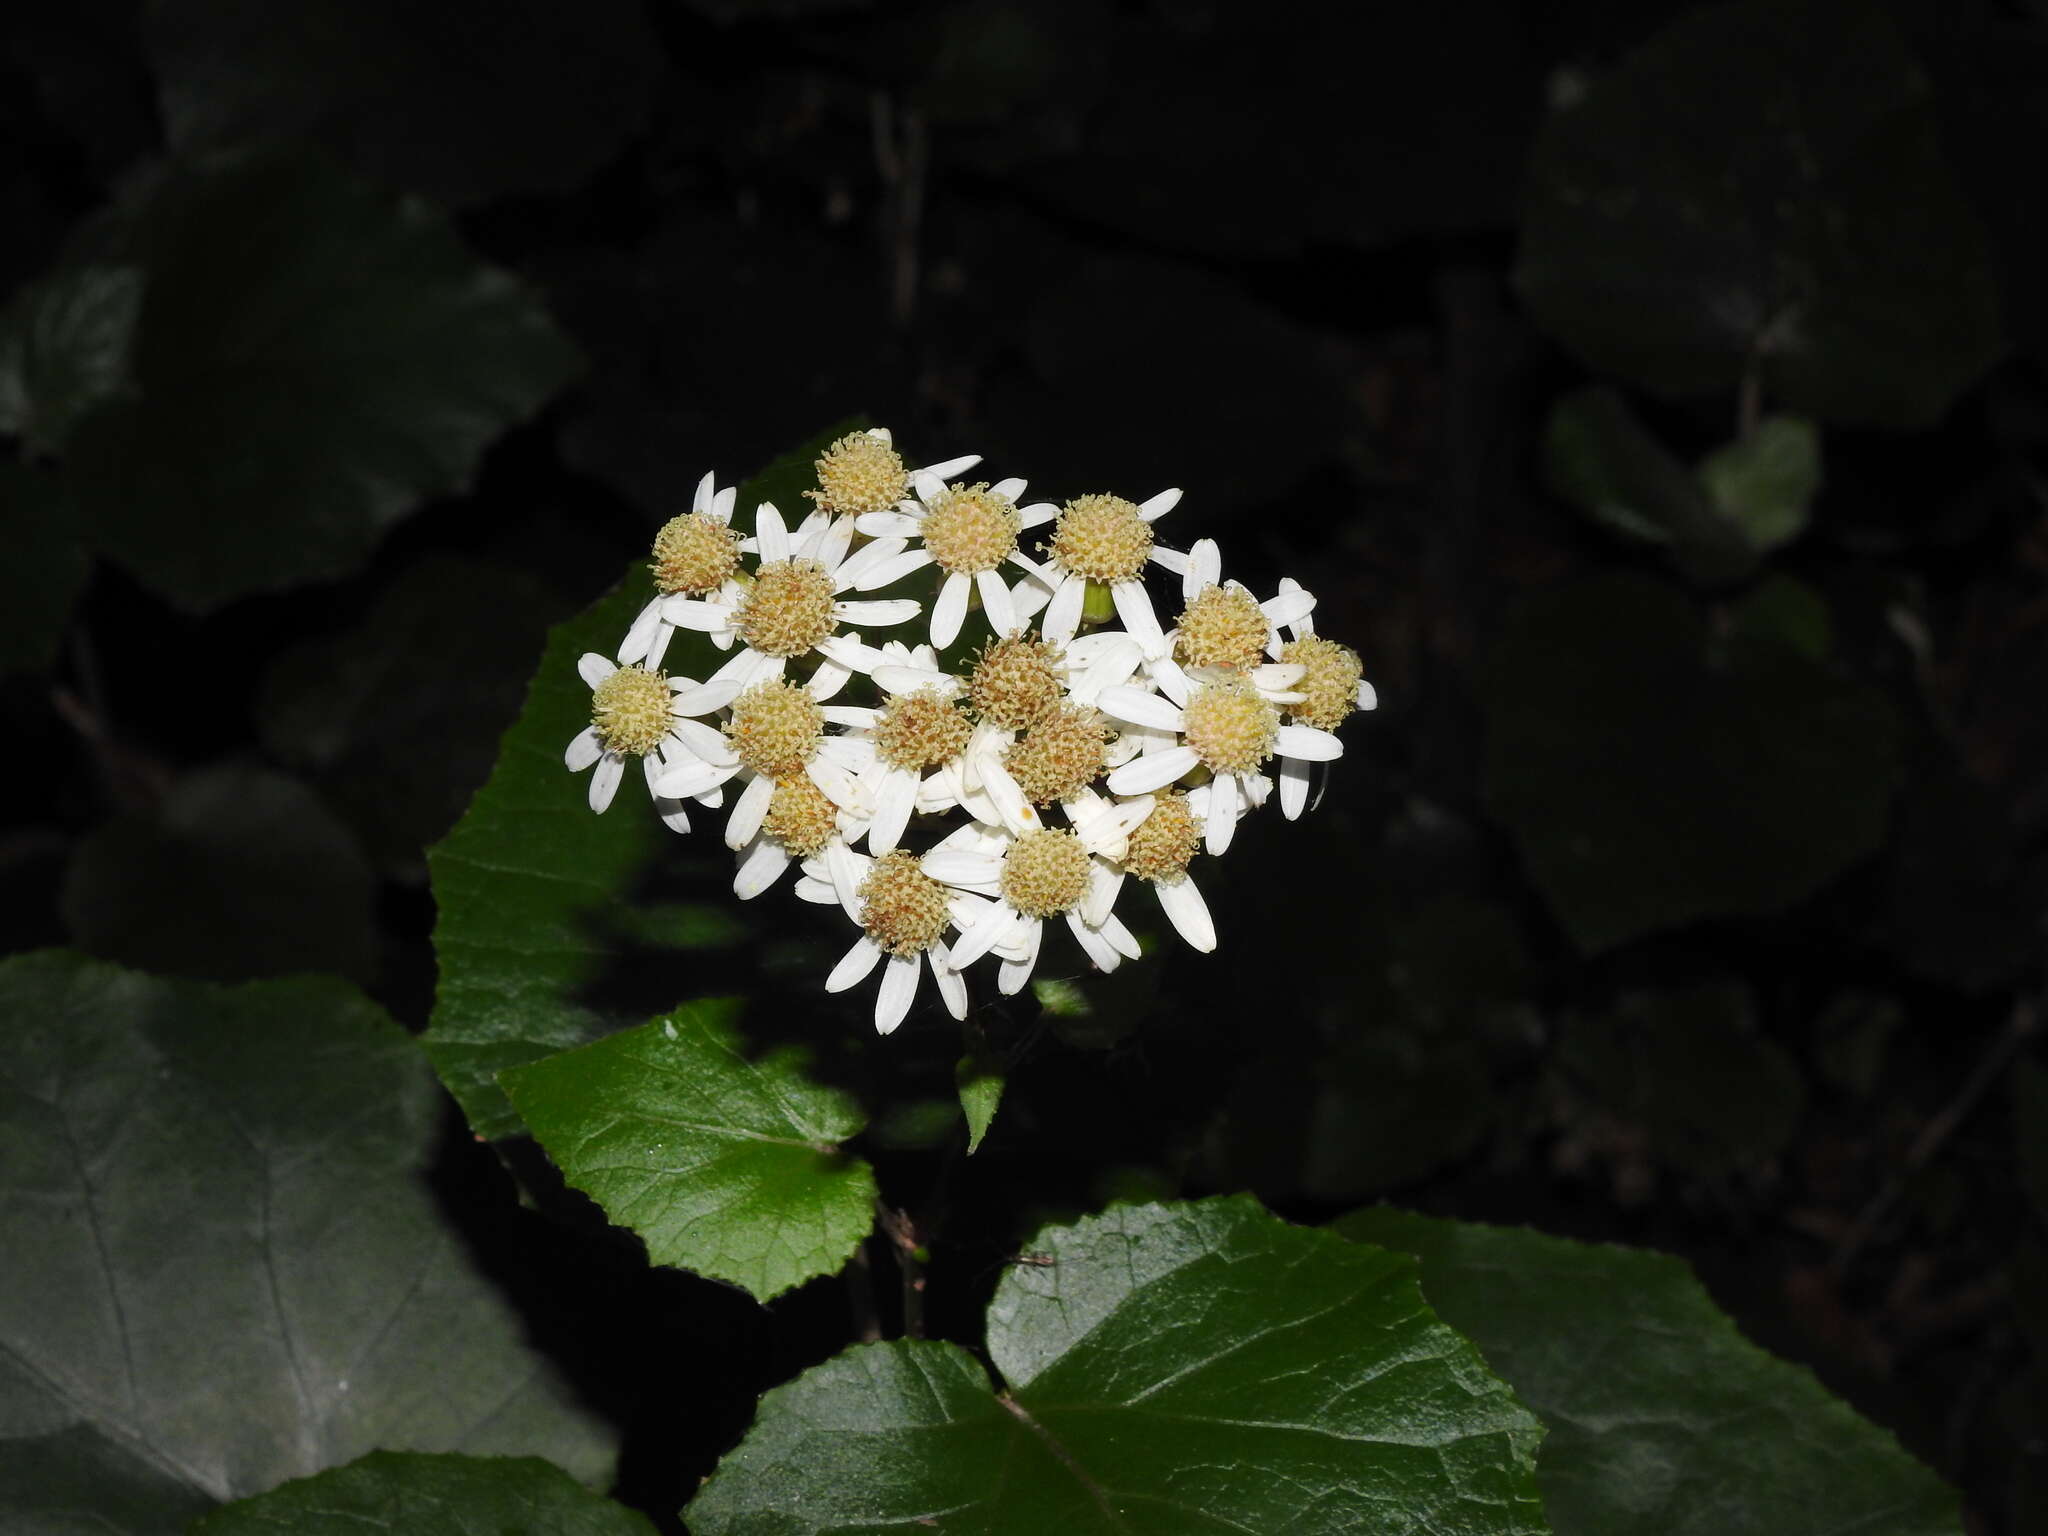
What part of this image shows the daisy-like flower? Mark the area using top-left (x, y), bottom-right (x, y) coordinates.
top-left (1111, 786), bottom-right (1217, 953)
top-left (619, 470), bottom-right (743, 667)
top-left (1012, 488), bottom-right (1185, 655)
top-left (851, 474), bottom-right (1057, 647)
top-left (822, 848), bottom-right (975, 1035)
top-left (1262, 576), bottom-right (1378, 818)
top-left (1168, 538), bottom-right (1318, 674)
top-left (651, 675), bottom-right (875, 852)
top-left (922, 811), bottom-right (1147, 986)
top-left (805, 426), bottom-right (982, 519)
top-left (563, 653), bottom-right (728, 829)
top-left (659, 501), bottom-right (922, 696)
top-left (821, 648), bottom-right (977, 854)
top-left (729, 772), bottom-right (871, 904)
top-left (1097, 664), bottom-right (1342, 854)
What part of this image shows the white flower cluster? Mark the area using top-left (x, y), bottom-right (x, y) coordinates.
top-left (565, 428), bottom-right (1376, 1034)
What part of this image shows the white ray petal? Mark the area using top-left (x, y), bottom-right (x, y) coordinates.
top-left (997, 920), bottom-right (1042, 994)
top-left (973, 567), bottom-right (1015, 637)
top-left (564, 727), bottom-right (603, 772)
top-left (754, 502), bottom-right (791, 563)
top-left (928, 945), bottom-right (970, 1020)
top-left (1185, 538), bottom-right (1221, 602)
top-left (855, 510), bottom-right (923, 539)
top-left (1098, 686), bottom-right (1184, 733)
top-left (1105, 745), bottom-right (1199, 795)
top-left (1139, 487), bottom-right (1181, 521)
top-left (1275, 724), bottom-right (1344, 762)
top-left (670, 678), bottom-right (744, 716)
top-left (619, 598), bottom-right (665, 664)
top-left (725, 771), bottom-right (777, 849)
top-left (1252, 663), bottom-right (1306, 693)
top-left (1085, 861), bottom-right (1124, 926)
top-left (1279, 757), bottom-right (1312, 819)
top-left (589, 752), bottom-right (625, 812)
top-left (577, 652), bottom-right (616, 688)
top-left (978, 757), bottom-right (1038, 834)
top-left (1043, 573), bottom-right (1087, 643)
top-left (1112, 580), bottom-right (1166, 658)
top-left (815, 634), bottom-right (886, 675)
top-left (1149, 655), bottom-right (1192, 708)
top-left (661, 597), bottom-right (731, 633)
top-left (1155, 874), bottom-right (1216, 952)
top-left (670, 717), bottom-right (738, 767)
top-left (949, 901), bottom-right (1023, 969)
top-left (920, 453), bottom-right (981, 481)
top-left (922, 847), bottom-right (1003, 889)
top-left (867, 767), bottom-right (919, 854)
top-left (930, 571), bottom-right (971, 649)
top-left (827, 935), bottom-right (886, 992)
top-left (1358, 679), bottom-right (1378, 710)
top-left (833, 599), bottom-right (921, 628)
top-left (794, 875), bottom-right (838, 905)
top-left (691, 469), bottom-right (716, 515)
top-left (810, 656), bottom-right (852, 701)
top-left (1261, 588), bottom-right (1315, 629)
top-left (1067, 911), bottom-right (1121, 973)
top-left (1204, 771), bottom-right (1240, 855)
top-left (1149, 544), bottom-right (1188, 576)
top-left (826, 838), bottom-right (865, 921)
top-left (733, 836), bottom-right (791, 899)
top-left (1017, 501), bottom-right (1060, 528)
top-left (874, 953), bottom-right (920, 1035)
top-left (820, 705), bottom-right (880, 727)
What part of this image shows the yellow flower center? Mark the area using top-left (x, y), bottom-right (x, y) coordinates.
top-left (999, 828), bottom-right (1092, 919)
top-left (873, 689), bottom-right (972, 773)
top-left (860, 850), bottom-right (952, 956)
top-left (1182, 676), bottom-right (1277, 776)
top-left (810, 432), bottom-right (907, 516)
top-left (1004, 703), bottom-right (1113, 805)
top-left (920, 482), bottom-right (1020, 575)
top-left (1281, 635), bottom-right (1365, 732)
top-left (1176, 584), bottom-right (1269, 672)
top-left (724, 679), bottom-right (824, 780)
top-left (968, 632), bottom-right (1062, 729)
top-left (590, 666), bottom-right (672, 756)
top-left (1045, 493), bottom-right (1152, 583)
top-left (1123, 793), bottom-right (1200, 884)
top-left (650, 511), bottom-right (742, 595)
top-left (735, 559), bottom-right (837, 658)
top-left (763, 775), bottom-right (838, 857)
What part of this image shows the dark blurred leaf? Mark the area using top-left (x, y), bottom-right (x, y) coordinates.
top-left (0, 953), bottom-right (617, 1529)
top-left (1517, 0), bottom-right (2002, 428)
top-left (2013, 1059), bottom-right (2048, 1229)
top-left (425, 427), bottom-right (853, 1141)
top-left (1885, 765), bottom-right (2041, 993)
top-left (1726, 571), bottom-right (1831, 662)
top-left (502, 1003), bottom-right (877, 1302)
top-left (192, 1452), bottom-right (655, 1536)
top-left (258, 556), bottom-right (559, 874)
top-left (1482, 571), bottom-right (1901, 951)
top-left (689, 1197), bottom-right (1546, 1534)
top-left (1557, 980), bottom-right (1803, 1179)
top-left (678, 0), bottom-right (869, 20)
top-left (1542, 386), bottom-right (1755, 584)
top-left (916, 0), bottom-right (1109, 127)
top-left (0, 461), bottom-right (89, 675)
top-left (60, 762), bottom-right (377, 985)
top-left (956, 1050), bottom-right (1002, 1154)
top-left (147, 0), bottom-right (661, 210)
top-left (65, 149), bottom-right (581, 612)
top-left (0, 262), bottom-right (141, 455)
top-left (0, 1425), bottom-right (213, 1536)
top-left (1333, 1208), bottom-right (1963, 1536)
top-left (1698, 416), bottom-right (1820, 554)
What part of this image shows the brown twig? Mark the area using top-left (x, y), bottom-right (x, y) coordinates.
top-left (877, 1203), bottom-right (926, 1339)
top-left (845, 1237), bottom-right (882, 1344)
top-left (869, 92), bottom-right (926, 328)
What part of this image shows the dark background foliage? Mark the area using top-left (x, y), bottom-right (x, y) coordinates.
top-left (4, 0), bottom-right (2045, 1529)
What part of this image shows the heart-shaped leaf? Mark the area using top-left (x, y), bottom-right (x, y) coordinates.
top-left (688, 1196), bottom-right (1546, 1533)
top-left (190, 1452), bottom-right (655, 1536)
top-left (0, 262), bottom-right (142, 456)
top-left (1333, 1208), bottom-right (1963, 1536)
top-left (0, 951), bottom-right (616, 1532)
top-left (0, 461), bottom-right (90, 675)
top-left (501, 1002), bottom-right (877, 1302)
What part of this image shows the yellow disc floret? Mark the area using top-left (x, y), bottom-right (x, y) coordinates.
top-left (763, 774), bottom-right (838, 857)
top-left (810, 432), bottom-right (907, 517)
top-left (919, 482), bottom-right (1020, 575)
top-left (591, 666), bottom-right (672, 756)
top-left (1176, 583), bottom-right (1270, 672)
top-left (1123, 792), bottom-right (1200, 884)
top-left (1045, 493), bottom-right (1152, 583)
top-left (651, 511), bottom-right (742, 595)
top-left (734, 559), bottom-right (837, 658)
top-left (999, 828), bottom-right (1092, 919)
top-left (860, 850), bottom-right (952, 956)
top-left (873, 688), bottom-right (972, 772)
top-left (1004, 703), bottom-right (1114, 805)
top-left (1182, 676), bottom-right (1278, 776)
top-left (1281, 635), bottom-right (1365, 732)
top-left (968, 631), bottom-right (1062, 729)
top-left (724, 679), bottom-right (824, 780)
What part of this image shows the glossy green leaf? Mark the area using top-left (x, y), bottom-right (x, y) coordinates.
top-left (148, 0), bottom-right (660, 210)
top-left (0, 952), bottom-right (616, 1532)
top-left (190, 1452), bottom-right (655, 1536)
top-left (1517, 0), bottom-right (2001, 428)
top-left (501, 1002), bottom-right (877, 1302)
top-left (0, 461), bottom-right (90, 675)
top-left (1333, 1208), bottom-right (1963, 1536)
top-left (955, 1051), bottom-right (1003, 1155)
top-left (60, 763), bottom-right (378, 985)
top-left (424, 424), bottom-right (860, 1142)
top-left (64, 149), bottom-right (580, 612)
top-left (0, 262), bottom-right (142, 456)
top-left (1482, 571), bottom-right (1900, 951)
top-left (689, 1195), bottom-right (1546, 1534)
top-left (1697, 416), bottom-right (1821, 555)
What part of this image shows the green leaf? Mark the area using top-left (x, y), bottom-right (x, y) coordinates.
top-left (147, 1), bottom-right (662, 211)
top-left (955, 1051), bottom-right (1003, 1154)
top-left (500, 1002), bottom-right (877, 1303)
top-left (1516, 0), bottom-right (2002, 429)
top-left (0, 1425), bottom-right (215, 1536)
top-left (257, 556), bottom-right (561, 873)
top-left (1332, 1208), bottom-right (1963, 1536)
top-left (688, 1195), bottom-right (1547, 1534)
top-left (0, 262), bottom-right (142, 456)
top-left (190, 1452), bottom-right (655, 1536)
top-left (424, 423), bottom-right (861, 1142)
top-left (60, 763), bottom-right (378, 985)
top-left (0, 461), bottom-right (90, 675)
top-left (1482, 571), bottom-right (1900, 951)
top-left (1697, 416), bottom-right (1821, 555)
top-left (0, 952), bottom-right (616, 1530)
top-left (64, 149), bottom-right (581, 612)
